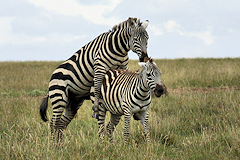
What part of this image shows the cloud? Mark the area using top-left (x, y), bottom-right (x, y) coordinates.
top-left (181, 30), bottom-right (214, 45)
top-left (0, 16), bottom-right (86, 45)
top-left (0, 17), bottom-right (14, 44)
top-left (0, 17), bottom-right (35, 45)
top-left (164, 20), bottom-right (181, 32)
top-left (149, 24), bottom-right (164, 36)
top-left (150, 20), bottom-right (214, 45)
top-left (27, 0), bottom-right (122, 26)
top-left (228, 28), bottom-right (234, 33)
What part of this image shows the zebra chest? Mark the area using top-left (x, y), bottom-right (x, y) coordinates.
top-left (131, 98), bottom-right (151, 113)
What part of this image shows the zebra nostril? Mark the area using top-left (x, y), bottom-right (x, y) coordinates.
top-left (156, 84), bottom-right (163, 91)
top-left (154, 84), bottom-right (165, 97)
top-left (154, 83), bottom-right (168, 97)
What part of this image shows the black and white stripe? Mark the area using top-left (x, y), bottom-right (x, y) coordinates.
top-left (39, 17), bottom-right (149, 143)
top-left (90, 58), bottom-right (164, 144)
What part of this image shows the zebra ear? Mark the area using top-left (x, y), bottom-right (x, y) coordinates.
top-left (142, 20), bottom-right (149, 29)
top-left (128, 17), bottom-right (137, 28)
top-left (138, 62), bottom-right (146, 68)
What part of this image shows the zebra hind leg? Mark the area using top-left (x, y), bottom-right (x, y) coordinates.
top-left (107, 114), bottom-right (121, 143)
top-left (58, 97), bottom-right (84, 143)
top-left (49, 89), bottom-right (70, 144)
top-left (50, 104), bottom-right (66, 144)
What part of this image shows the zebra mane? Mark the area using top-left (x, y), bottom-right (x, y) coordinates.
top-left (136, 67), bottom-right (143, 74)
top-left (114, 69), bottom-right (138, 74)
top-left (137, 57), bottom-right (155, 76)
top-left (113, 57), bottom-right (154, 77)
top-left (112, 68), bottom-right (142, 77)
top-left (111, 18), bottom-right (142, 32)
top-left (143, 56), bottom-right (153, 63)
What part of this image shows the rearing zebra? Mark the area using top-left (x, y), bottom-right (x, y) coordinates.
top-left (90, 58), bottom-right (166, 144)
top-left (39, 17), bottom-right (149, 142)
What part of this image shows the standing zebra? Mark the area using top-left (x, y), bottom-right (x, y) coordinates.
top-left (39, 17), bottom-right (149, 143)
top-left (90, 58), bottom-right (166, 144)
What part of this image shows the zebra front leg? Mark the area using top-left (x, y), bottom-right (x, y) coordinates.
top-left (139, 110), bottom-right (151, 143)
top-left (98, 104), bottom-right (106, 142)
top-left (124, 112), bottom-right (131, 145)
top-left (92, 65), bottom-right (106, 119)
top-left (107, 114), bottom-right (121, 143)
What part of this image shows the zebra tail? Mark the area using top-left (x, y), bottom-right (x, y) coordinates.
top-left (39, 93), bottom-right (49, 122)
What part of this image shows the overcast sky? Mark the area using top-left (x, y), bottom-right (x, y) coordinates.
top-left (0, 0), bottom-right (239, 61)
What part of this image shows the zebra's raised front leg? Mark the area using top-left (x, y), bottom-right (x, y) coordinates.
top-left (92, 64), bottom-right (106, 119)
top-left (98, 104), bottom-right (107, 142)
top-left (139, 110), bottom-right (150, 143)
top-left (124, 112), bottom-right (132, 145)
top-left (107, 114), bottom-right (121, 143)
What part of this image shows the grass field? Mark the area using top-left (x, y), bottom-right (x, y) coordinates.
top-left (0, 58), bottom-right (240, 159)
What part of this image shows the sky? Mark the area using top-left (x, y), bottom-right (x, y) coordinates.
top-left (0, 0), bottom-right (239, 61)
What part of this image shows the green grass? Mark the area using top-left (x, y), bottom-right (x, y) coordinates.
top-left (0, 58), bottom-right (240, 159)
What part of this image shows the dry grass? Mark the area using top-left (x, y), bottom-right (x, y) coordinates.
top-left (0, 58), bottom-right (240, 159)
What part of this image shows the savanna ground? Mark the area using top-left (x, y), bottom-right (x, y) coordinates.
top-left (0, 58), bottom-right (239, 159)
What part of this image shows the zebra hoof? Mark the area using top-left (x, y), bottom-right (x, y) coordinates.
top-left (92, 112), bottom-right (99, 120)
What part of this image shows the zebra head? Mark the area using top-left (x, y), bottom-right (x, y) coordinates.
top-left (128, 17), bottom-right (149, 62)
top-left (138, 58), bottom-right (165, 97)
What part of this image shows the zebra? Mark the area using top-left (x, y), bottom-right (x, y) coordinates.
top-left (39, 17), bottom-right (149, 143)
top-left (90, 58), bottom-right (166, 144)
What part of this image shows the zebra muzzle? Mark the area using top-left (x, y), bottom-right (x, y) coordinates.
top-left (154, 83), bottom-right (167, 97)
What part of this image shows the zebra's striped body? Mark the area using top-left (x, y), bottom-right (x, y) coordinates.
top-left (39, 17), bottom-right (149, 143)
top-left (90, 58), bottom-right (165, 144)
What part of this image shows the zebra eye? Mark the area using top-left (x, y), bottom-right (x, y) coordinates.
top-left (147, 73), bottom-right (151, 77)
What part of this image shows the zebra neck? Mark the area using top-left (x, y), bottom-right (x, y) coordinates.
top-left (137, 77), bottom-right (150, 95)
top-left (118, 28), bottom-right (131, 53)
